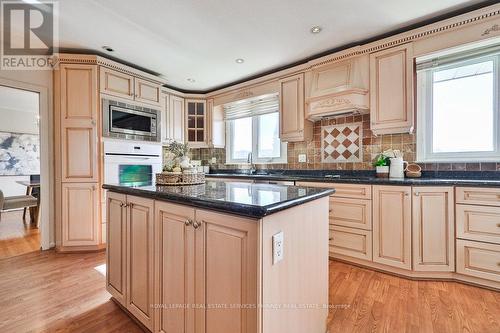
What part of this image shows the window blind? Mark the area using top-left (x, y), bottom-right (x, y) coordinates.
top-left (223, 93), bottom-right (279, 121)
top-left (416, 44), bottom-right (500, 71)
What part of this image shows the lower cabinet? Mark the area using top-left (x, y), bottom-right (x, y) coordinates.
top-left (61, 182), bottom-right (100, 247)
top-left (412, 187), bottom-right (455, 272)
top-left (108, 196), bottom-right (258, 333)
top-left (373, 185), bottom-right (412, 270)
top-left (456, 239), bottom-right (500, 282)
top-left (106, 193), bottom-right (154, 330)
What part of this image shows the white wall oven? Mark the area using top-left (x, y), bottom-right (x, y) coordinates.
top-left (102, 99), bottom-right (161, 142)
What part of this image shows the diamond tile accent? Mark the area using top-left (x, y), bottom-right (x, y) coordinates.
top-left (321, 123), bottom-right (363, 163)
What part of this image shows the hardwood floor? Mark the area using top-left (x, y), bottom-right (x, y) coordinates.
top-left (0, 251), bottom-right (498, 333)
top-left (328, 260), bottom-right (500, 333)
top-left (0, 210), bottom-right (40, 259)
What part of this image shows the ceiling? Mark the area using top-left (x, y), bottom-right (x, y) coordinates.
top-left (56, 0), bottom-right (492, 92)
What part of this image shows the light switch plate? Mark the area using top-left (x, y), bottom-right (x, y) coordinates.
top-left (210, 157), bottom-right (217, 164)
top-left (298, 154), bottom-right (307, 163)
top-left (272, 231), bottom-right (284, 264)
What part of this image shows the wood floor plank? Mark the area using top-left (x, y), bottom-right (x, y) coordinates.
top-left (0, 250), bottom-right (498, 332)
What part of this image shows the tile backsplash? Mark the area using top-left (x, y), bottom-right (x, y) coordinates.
top-left (182, 114), bottom-right (500, 172)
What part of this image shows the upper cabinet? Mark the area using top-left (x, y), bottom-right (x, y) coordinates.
top-left (369, 43), bottom-right (414, 135)
top-left (161, 93), bottom-right (185, 143)
top-left (185, 99), bottom-right (208, 148)
top-left (100, 67), bottom-right (162, 107)
top-left (279, 73), bottom-right (312, 142)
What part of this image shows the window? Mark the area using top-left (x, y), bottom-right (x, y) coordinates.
top-left (225, 94), bottom-right (287, 164)
top-left (417, 45), bottom-right (500, 162)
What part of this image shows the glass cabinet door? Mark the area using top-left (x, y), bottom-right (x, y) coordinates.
top-left (186, 100), bottom-right (206, 145)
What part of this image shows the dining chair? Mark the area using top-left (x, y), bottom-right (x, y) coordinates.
top-left (0, 189), bottom-right (38, 221)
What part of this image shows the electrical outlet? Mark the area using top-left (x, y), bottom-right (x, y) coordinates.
top-left (272, 231), bottom-right (284, 264)
top-left (210, 157), bottom-right (217, 164)
top-left (298, 154), bottom-right (307, 163)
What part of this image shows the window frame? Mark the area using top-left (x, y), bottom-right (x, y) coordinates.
top-left (417, 52), bottom-right (500, 162)
top-left (226, 113), bottom-right (287, 165)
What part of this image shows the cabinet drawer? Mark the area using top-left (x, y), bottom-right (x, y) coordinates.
top-left (296, 182), bottom-right (371, 199)
top-left (456, 239), bottom-right (500, 282)
top-left (100, 67), bottom-right (134, 100)
top-left (329, 197), bottom-right (372, 230)
top-left (329, 226), bottom-right (372, 261)
top-left (456, 187), bottom-right (500, 207)
top-left (134, 78), bottom-right (161, 106)
top-left (456, 204), bottom-right (500, 244)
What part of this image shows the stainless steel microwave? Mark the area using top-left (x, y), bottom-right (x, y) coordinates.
top-left (102, 99), bottom-right (161, 142)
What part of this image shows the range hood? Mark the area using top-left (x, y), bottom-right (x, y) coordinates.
top-left (305, 54), bottom-right (369, 121)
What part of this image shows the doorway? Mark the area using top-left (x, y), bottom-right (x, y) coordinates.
top-left (0, 85), bottom-right (42, 258)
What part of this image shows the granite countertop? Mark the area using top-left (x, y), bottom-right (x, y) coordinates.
top-left (205, 170), bottom-right (500, 187)
top-left (103, 180), bottom-right (335, 219)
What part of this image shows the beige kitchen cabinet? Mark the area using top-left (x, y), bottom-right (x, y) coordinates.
top-left (61, 183), bottom-right (99, 247)
top-left (329, 196), bottom-right (372, 230)
top-left (59, 64), bottom-right (99, 182)
top-left (55, 63), bottom-right (102, 251)
top-left (100, 67), bottom-right (162, 106)
top-left (456, 239), bottom-right (500, 283)
top-left (329, 225), bottom-right (372, 261)
top-left (126, 195), bottom-right (155, 330)
top-left (373, 185), bottom-right (412, 270)
top-left (279, 73), bottom-right (312, 142)
top-left (163, 94), bottom-right (185, 143)
top-left (106, 191), bottom-right (127, 307)
top-left (195, 209), bottom-right (258, 333)
top-left (456, 187), bottom-right (500, 206)
top-left (456, 204), bottom-right (500, 244)
top-left (185, 99), bottom-right (208, 148)
top-left (412, 187), bottom-right (455, 272)
top-left (100, 67), bottom-right (134, 100)
top-left (369, 43), bottom-right (414, 135)
top-left (135, 77), bottom-right (161, 105)
top-left (154, 201), bottom-right (195, 333)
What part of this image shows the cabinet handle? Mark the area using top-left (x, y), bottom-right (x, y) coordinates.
top-left (193, 220), bottom-right (201, 229)
top-left (120, 203), bottom-right (128, 208)
top-left (185, 219), bottom-right (193, 226)
top-left (404, 193), bottom-right (409, 196)
top-left (497, 223), bottom-right (500, 228)
top-left (329, 237), bottom-right (333, 241)
top-left (91, 119), bottom-right (96, 126)
top-left (414, 192), bottom-right (419, 196)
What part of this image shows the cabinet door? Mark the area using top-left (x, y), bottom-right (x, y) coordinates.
top-left (60, 64), bottom-right (99, 182)
top-left (279, 73), bottom-right (311, 142)
top-left (135, 77), bottom-right (161, 106)
top-left (186, 100), bottom-right (207, 148)
top-left (61, 183), bottom-right (99, 246)
top-left (126, 195), bottom-right (154, 330)
top-left (211, 103), bottom-right (225, 148)
top-left (194, 210), bottom-right (258, 333)
top-left (167, 95), bottom-right (185, 143)
top-left (412, 187), bottom-right (455, 272)
top-left (106, 191), bottom-right (127, 306)
top-left (100, 67), bottom-right (134, 100)
top-left (154, 201), bottom-right (196, 333)
top-left (370, 43), bottom-right (413, 135)
top-left (373, 185), bottom-right (412, 270)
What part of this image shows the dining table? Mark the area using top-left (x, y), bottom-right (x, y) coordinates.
top-left (16, 180), bottom-right (41, 226)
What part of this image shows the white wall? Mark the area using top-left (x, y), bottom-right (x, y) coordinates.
top-left (0, 69), bottom-right (53, 249)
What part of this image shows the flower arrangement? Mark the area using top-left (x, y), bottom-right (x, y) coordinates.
top-left (163, 142), bottom-right (191, 173)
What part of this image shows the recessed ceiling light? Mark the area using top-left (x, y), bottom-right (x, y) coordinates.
top-left (187, 78), bottom-right (196, 83)
top-left (310, 26), bottom-right (322, 34)
top-left (102, 46), bottom-right (114, 52)
top-left (235, 58), bottom-right (245, 64)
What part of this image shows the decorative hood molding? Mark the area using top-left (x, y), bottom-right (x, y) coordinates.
top-left (305, 55), bottom-right (369, 120)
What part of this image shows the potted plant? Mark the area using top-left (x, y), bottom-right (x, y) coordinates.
top-left (373, 153), bottom-right (390, 178)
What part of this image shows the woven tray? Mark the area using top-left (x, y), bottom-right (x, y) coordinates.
top-left (156, 172), bottom-right (205, 186)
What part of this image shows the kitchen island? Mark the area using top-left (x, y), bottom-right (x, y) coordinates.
top-left (103, 180), bottom-right (334, 333)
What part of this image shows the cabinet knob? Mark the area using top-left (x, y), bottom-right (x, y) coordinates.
top-left (91, 119), bottom-right (96, 126)
top-left (414, 192), bottom-right (419, 196)
top-left (120, 203), bottom-right (128, 208)
top-left (185, 219), bottom-right (193, 226)
top-left (404, 193), bottom-right (409, 196)
top-left (497, 223), bottom-right (500, 228)
top-left (329, 237), bottom-right (333, 241)
top-left (193, 220), bottom-right (201, 229)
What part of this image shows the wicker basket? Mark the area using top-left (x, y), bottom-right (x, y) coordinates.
top-left (182, 172), bottom-right (205, 184)
top-left (156, 172), bottom-right (182, 184)
top-left (156, 172), bottom-right (205, 185)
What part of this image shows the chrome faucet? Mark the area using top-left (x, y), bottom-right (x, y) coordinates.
top-left (247, 152), bottom-right (256, 174)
